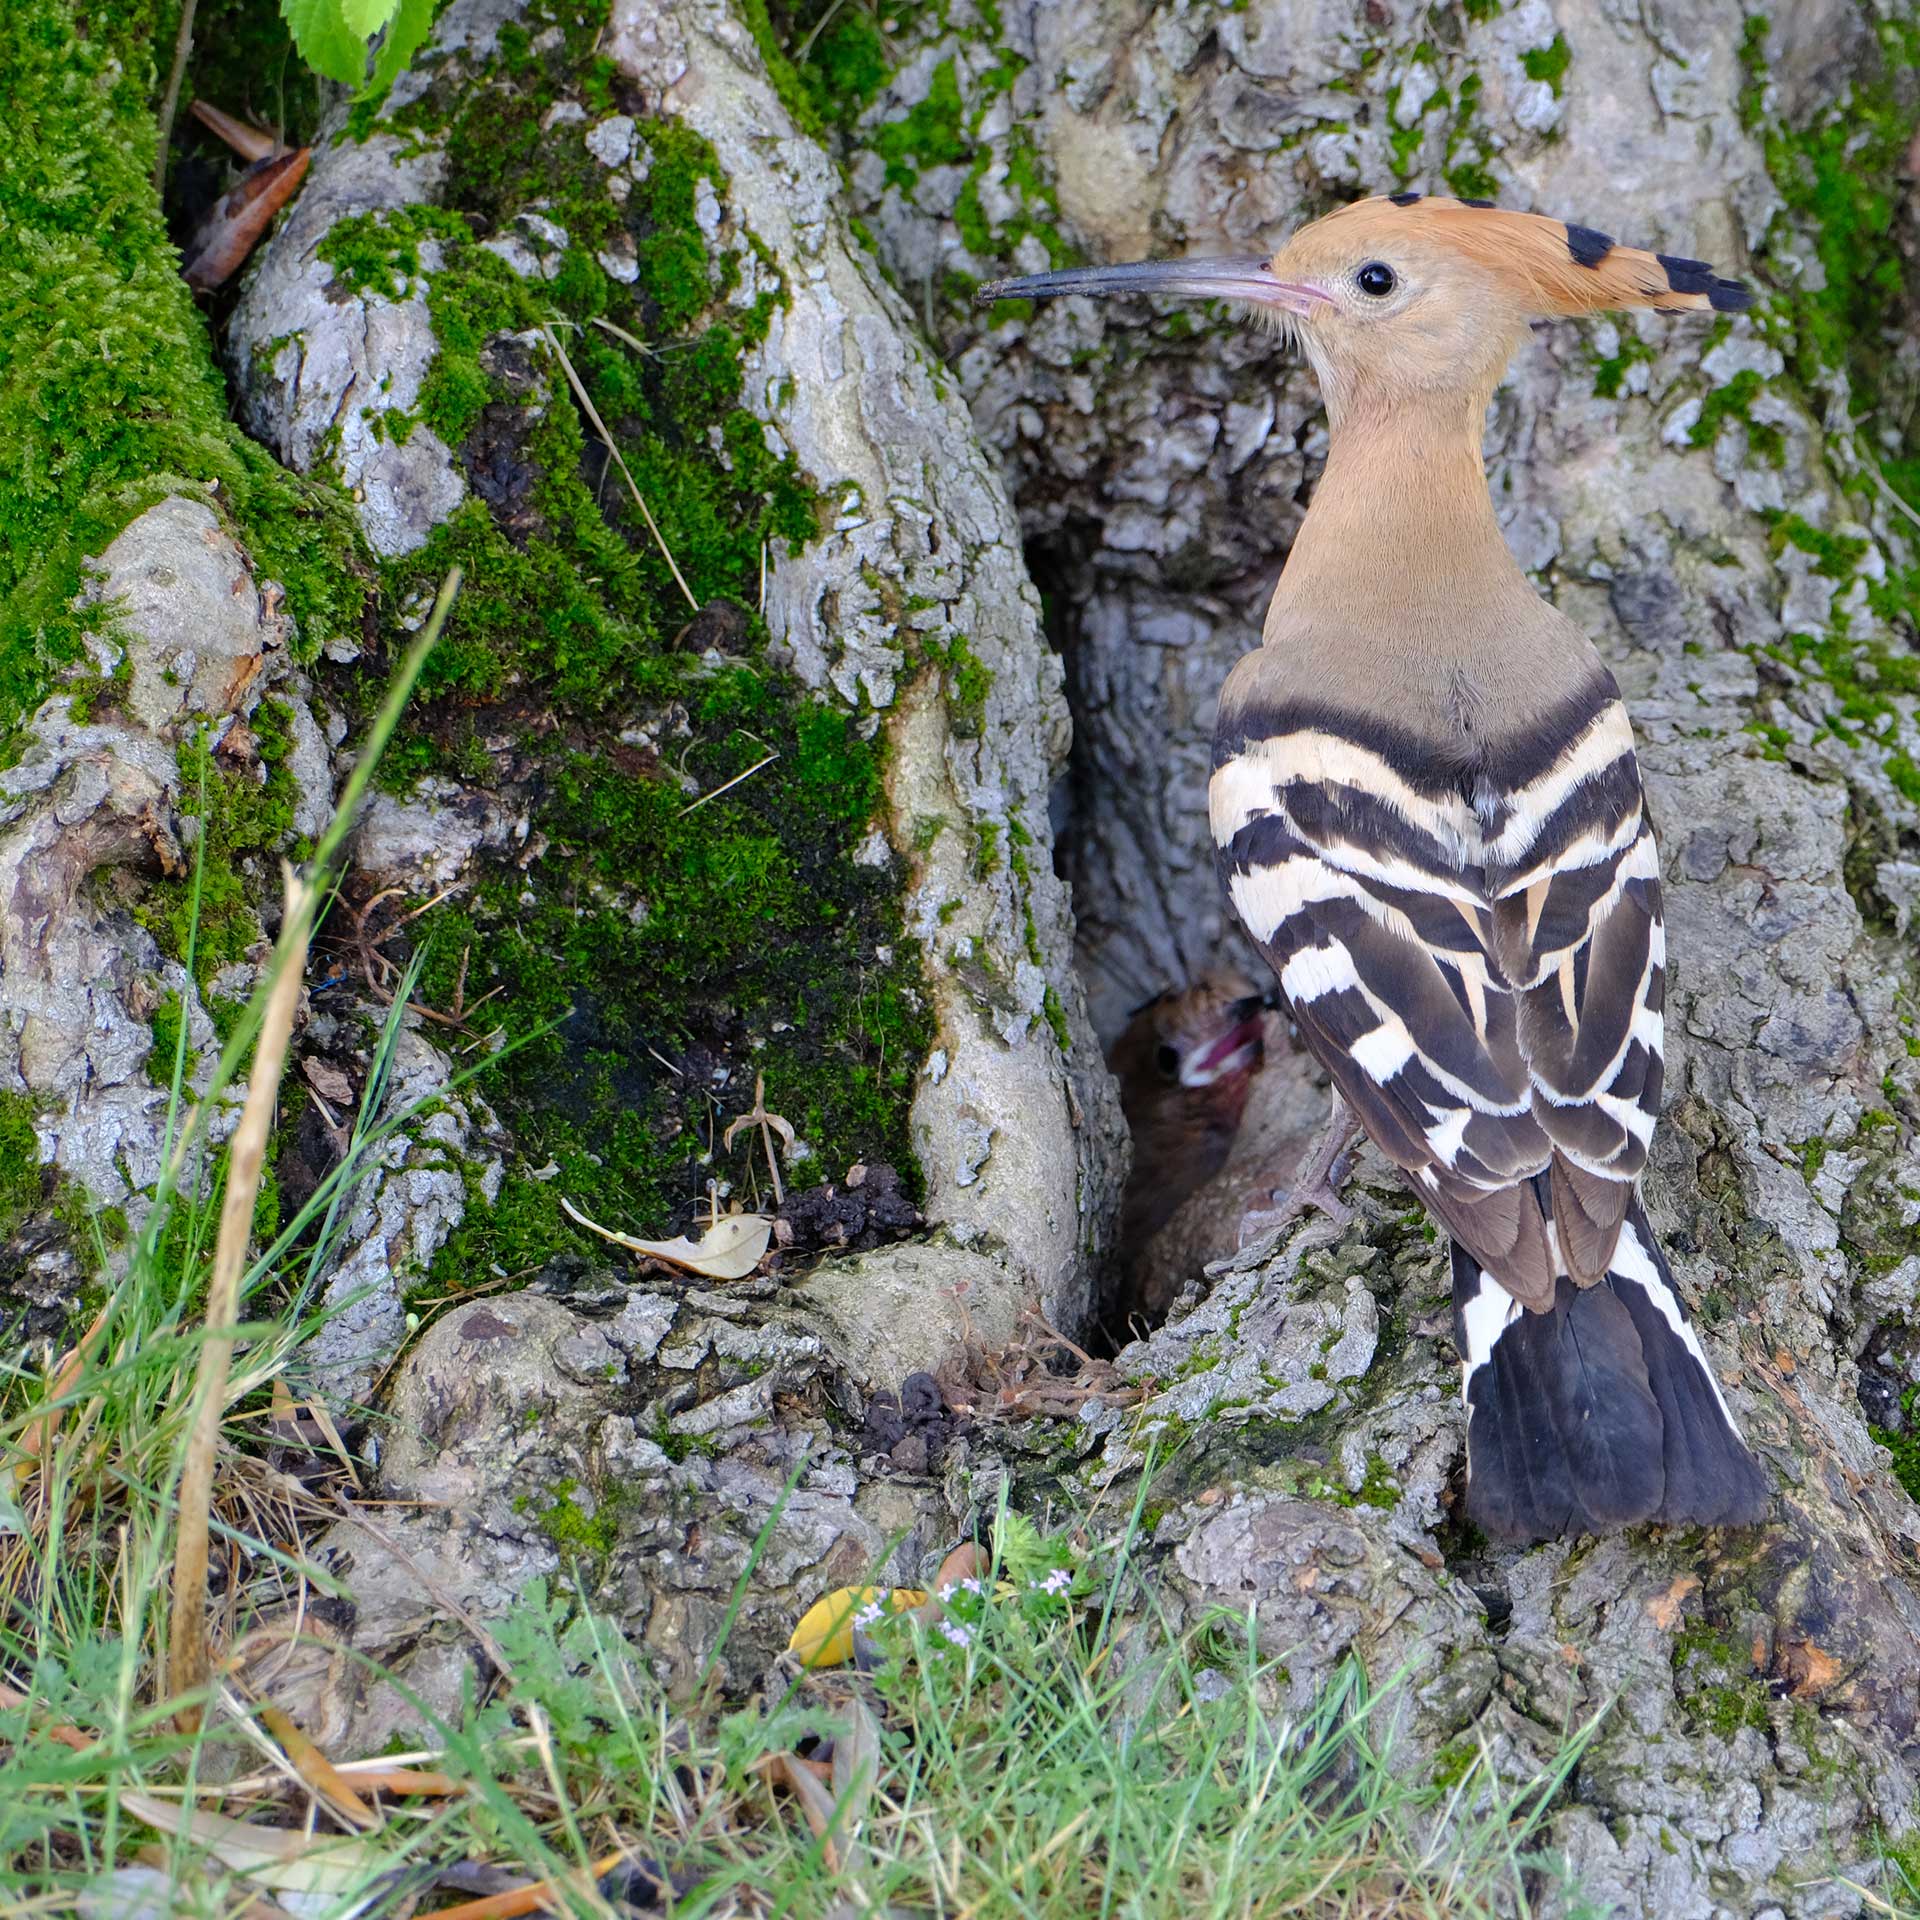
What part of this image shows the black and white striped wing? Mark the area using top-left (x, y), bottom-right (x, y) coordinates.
top-left (1486, 699), bottom-right (1665, 1280)
top-left (1210, 688), bottom-right (1664, 1306)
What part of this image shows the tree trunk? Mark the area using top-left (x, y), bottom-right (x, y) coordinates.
top-left (838, 0), bottom-right (1920, 1909)
top-left (6, 0), bottom-right (1920, 1911)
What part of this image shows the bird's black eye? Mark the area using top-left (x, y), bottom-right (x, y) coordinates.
top-left (1356, 261), bottom-right (1397, 297)
top-left (1154, 1043), bottom-right (1180, 1080)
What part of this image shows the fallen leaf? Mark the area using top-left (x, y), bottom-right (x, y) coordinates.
top-left (301, 1058), bottom-right (355, 1106)
top-left (189, 99), bottom-right (284, 162)
top-left (763, 1751), bottom-right (844, 1867)
top-left (560, 1196), bottom-right (772, 1281)
top-left (181, 149), bottom-right (312, 292)
top-left (256, 1704), bottom-right (377, 1831)
top-left (828, 1696), bottom-right (883, 1875)
top-left (414, 1851), bottom-right (625, 1920)
top-left (789, 1586), bottom-right (927, 1669)
top-left (118, 1792), bottom-right (393, 1896)
top-left (0, 1679), bottom-right (90, 1751)
top-left (14, 1297), bottom-right (110, 1487)
top-left (1645, 1573), bottom-right (1701, 1632)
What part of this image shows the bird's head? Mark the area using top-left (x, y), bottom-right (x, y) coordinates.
top-left (980, 193), bottom-right (1750, 423)
top-left (1110, 973), bottom-right (1270, 1107)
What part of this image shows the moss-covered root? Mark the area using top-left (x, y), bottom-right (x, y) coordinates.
top-left (0, 0), bottom-right (365, 750)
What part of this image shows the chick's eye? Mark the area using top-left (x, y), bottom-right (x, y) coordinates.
top-left (1154, 1043), bottom-right (1180, 1080)
top-left (1356, 261), bottom-right (1397, 297)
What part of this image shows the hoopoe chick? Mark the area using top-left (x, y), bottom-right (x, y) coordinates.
top-left (1109, 977), bottom-right (1328, 1331)
top-left (1108, 972), bottom-right (1269, 1252)
top-left (986, 194), bottom-right (1770, 1544)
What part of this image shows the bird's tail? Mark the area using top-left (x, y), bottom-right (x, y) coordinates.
top-left (1452, 1197), bottom-right (1769, 1542)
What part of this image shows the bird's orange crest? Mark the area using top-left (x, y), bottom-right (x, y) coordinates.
top-left (1295, 192), bottom-right (1751, 317)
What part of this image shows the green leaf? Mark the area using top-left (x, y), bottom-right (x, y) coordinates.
top-left (338, 0), bottom-right (400, 36)
top-left (362, 0), bottom-right (438, 102)
top-left (279, 0), bottom-right (370, 87)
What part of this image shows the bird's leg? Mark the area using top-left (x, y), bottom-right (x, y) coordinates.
top-left (1237, 1090), bottom-right (1363, 1248)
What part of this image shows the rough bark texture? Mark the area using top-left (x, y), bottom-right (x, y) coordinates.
top-left (221, 0), bottom-right (1124, 1399)
top-left (7, 0), bottom-right (1920, 1914)
top-left (827, 1), bottom-right (1920, 1910)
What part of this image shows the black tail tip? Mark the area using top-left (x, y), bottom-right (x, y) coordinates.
top-left (1457, 1252), bottom-right (1770, 1545)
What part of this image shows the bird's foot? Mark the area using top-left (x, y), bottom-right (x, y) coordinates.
top-left (1236, 1095), bottom-right (1362, 1249)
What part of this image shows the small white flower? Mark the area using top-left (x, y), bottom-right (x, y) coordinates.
top-left (1036, 1567), bottom-right (1071, 1595)
top-left (951, 1577), bottom-right (985, 1597)
top-left (937, 1620), bottom-right (973, 1649)
top-left (853, 1602), bottom-right (886, 1630)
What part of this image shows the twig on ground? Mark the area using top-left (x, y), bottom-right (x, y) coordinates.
top-left (680, 749), bottom-right (779, 816)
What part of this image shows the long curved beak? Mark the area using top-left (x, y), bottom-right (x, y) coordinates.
top-left (977, 255), bottom-right (1325, 317)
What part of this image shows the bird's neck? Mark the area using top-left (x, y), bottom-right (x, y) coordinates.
top-left (1269, 388), bottom-right (1528, 623)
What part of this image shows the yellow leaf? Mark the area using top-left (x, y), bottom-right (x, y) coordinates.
top-left (789, 1586), bottom-right (927, 1669)
top-left (559, 1197), bottom-right (771, 1280)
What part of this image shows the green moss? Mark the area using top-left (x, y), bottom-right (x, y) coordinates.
top-left (744, 0), bottom-right (893, 138)
top-left (135, 710), bottom-right (302, 985)
top-left (1445, 157), bottom-right (1499, 203)
top-left (1758, 21), bottom-right (1918, 411)
top-left (1873, 1388), bottom-right (1920, 1504)
top-left (1521, 35), bottom-right (1570, 94)
top-left (1687, 367), bottom-right (1764, 450)
top-left (318, 43), bottom-right (934, 1272)
top-left (530, 1476), bottom-right (622, 1560)
top-left (1773, 514), bottom-right (1870, 583)
top-left (1589, 329), bottom-right (1654, 401)
top-left (922, 632), bottom-right (994, 737)
top-left (0, 1089), bottom-right (47, 1232)
top-left (1355, 1453), bottom-right (1399, 1510)
top-left (873, 58), bottom-right (968, 192)
top-left (1671, 1623), bottom-right (1771, 1735)
top-left (423, 1164), bottom-right (592, 1296)
top-left (1738, 15), bottom-right (1770, 132)
top-left (0, 0), bottom-right (367, 745)
top-left (147, 990), bottom-right (196, 1087)
top-left (1042, 985), bottom-right (1070, 1053)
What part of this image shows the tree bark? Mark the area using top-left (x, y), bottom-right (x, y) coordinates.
top-left (828, 0), bottom-right (1920, 1909)
top-left (8, 0), bottom-right (1920, 1911)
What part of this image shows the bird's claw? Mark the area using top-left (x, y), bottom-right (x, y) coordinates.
top-left (1235, 1095), bottom-right (1362, 1250)
top-left (1236, 1177), bottom-right (1354, 1250)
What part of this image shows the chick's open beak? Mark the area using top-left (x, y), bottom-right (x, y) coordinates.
top-left (1181, 999), bottom-right (1269, 1088)
top-left (977, 255), bottom-right (1326, 318)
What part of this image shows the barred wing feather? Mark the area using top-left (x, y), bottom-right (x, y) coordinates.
top-left (1211, 675), bottom-right (1665, 1310)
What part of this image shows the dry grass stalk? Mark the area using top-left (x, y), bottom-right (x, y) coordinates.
top-left (168, 866), bottom-right (315, 1733)
top-left (540, 321), bottom-right (699, 611)
top-left (255, 1703), bottom-right (379, 1830)
top-left (13, 1296), bottom-right (111, 1490)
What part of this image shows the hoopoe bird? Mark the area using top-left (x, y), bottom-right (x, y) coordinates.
top-left (983, 194), bottom-right (1770, 1542)
top-left (1107, 973), bottom-right (1269, 1320)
